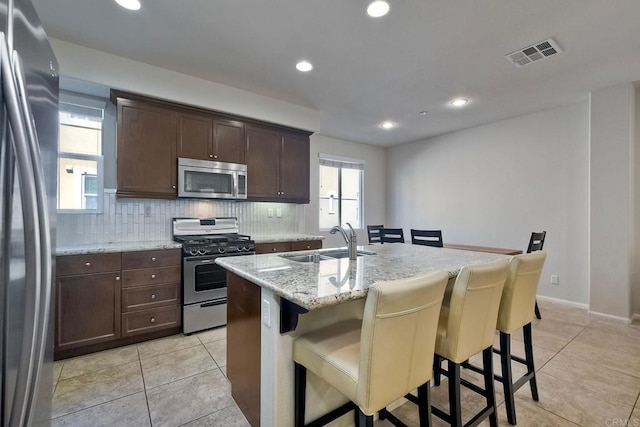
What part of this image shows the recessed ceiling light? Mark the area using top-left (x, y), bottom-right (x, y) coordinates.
top-left (419, 111), bottom-right (428, 116)
top-left (381, 121), bottom-right (395, 129)
top-left (296, 61), bottom-right (313, 72)
top-left (115, 0), bottom-right (141, 11)
top-left (367, 0), bottom-right (390, 18)
top-left (450, 98), bottom-right (469, 107)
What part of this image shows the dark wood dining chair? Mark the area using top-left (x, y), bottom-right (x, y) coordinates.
top-left (527, 231), bottom-right (546, 320)
top-left (366, 225), bottom-right (384, 244)
top-left (381, 228), bottom-right (405, 243)
top-left (410, 229), bottom-right (444, 247)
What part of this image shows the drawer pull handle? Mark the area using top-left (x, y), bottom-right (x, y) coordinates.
top-left (306, 245), bottom-right (310, 249)
top-left (150, 317), bottom-right (156, 323)
top-left (151, 257), bottom-right (157, 262)
top-left (151, 294), bottom-right (156, 300)
top-left (272, 248), bottom-right (277, 252)
top-left (116, 276), bottom-right (121, 281)
top-left (85, 262), bottom-right (91, 267)
top-left (151, 274), bottom-right (156, 279)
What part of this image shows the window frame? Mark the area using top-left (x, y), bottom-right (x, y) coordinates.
top-left (57, 92), bottom-right (106, 214)
top-left (319, 155), bottom-right (364, 231)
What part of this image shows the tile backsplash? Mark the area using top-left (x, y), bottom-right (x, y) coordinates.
top-left (57, 190), bottom-right (306, 246)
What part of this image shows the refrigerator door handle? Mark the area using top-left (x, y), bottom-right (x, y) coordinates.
top-left (0, 32), bottom-right (43, 427)
top-left (12, 49), bottom-right (53, 426)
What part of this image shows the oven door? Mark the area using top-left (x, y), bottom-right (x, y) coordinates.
top-left (183, 253), bottom-right (249, 304)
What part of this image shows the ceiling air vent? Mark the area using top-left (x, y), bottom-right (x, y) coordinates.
top-left (505, 38), bottom-right (562, 68)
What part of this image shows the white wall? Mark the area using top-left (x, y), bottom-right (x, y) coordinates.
top-left (634, 87), bottom-right (640, 316)
top-left (51, 39), bottom-right (319, 133)
top-left (589, 83), bottom-right (636, 319)
top-left (388, 102), bottom-right (590, 304)
top-left (305, 135), bottom-right (387, 248)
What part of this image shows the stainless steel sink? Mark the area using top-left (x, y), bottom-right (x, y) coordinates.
top-left (279, 249), bottom-right (376, 263)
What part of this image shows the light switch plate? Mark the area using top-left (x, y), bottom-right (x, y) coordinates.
top-left (551, 275), bottom-right (559, 285)
top-left (276, 208), bottom-right (282, 218)
top-left (268, 208), bottom-right (273, 218)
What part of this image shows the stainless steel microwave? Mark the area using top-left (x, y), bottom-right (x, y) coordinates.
top-left (178, 158), bottom-right (247, 199)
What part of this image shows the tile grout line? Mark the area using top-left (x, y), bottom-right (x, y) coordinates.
top-left (176, 403), bottom-right (236, 427)
top-left (143, 365), bottom-right (223, 392)
top-left (48, 390), bottom-right (144, 422)
top-left (138, 345), bottom-right (154, 427)
top-left (51, 360), bottom-right (64, 398)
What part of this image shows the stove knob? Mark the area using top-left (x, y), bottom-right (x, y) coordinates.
top-left (198, 249), bottom-right (206, 256)
top-left (190, 249), bottom-right (198, 256)
top-left (218, 247), bottom-right (226, 254)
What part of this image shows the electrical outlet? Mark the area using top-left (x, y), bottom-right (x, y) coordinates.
top-left (551, 275), bottom-right (559, 285)
top-left (144, 205), bottom-right (151, 217)
top-left (268, 208), bottom-right (273, 218)
top-left (276, 208), bottom-right (282, 218)
top-left (262, 299), bottom-right (271, 327)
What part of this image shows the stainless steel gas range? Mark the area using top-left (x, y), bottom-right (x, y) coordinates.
top-left (172, 217), bottom-right (255, 334)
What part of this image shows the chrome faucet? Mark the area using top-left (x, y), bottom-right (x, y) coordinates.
top-left (330, 223), bottom-right (358, 260)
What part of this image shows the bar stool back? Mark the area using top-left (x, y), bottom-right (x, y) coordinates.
top-left (410, 229), bottom-right (444, 247)
top-left (293, 271), bottom-right (449, 427)
top-left (496, 251), bottom-right (546, 425)
top-left (366, 224), bottom-right (384, 244)
top-left (431, 258), bottom-right (509, 427)
top-left (381, 228), bottom-right (405, 243)
top-left (527, 231), bottom-right (546, 319)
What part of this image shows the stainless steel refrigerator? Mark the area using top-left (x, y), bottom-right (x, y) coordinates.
top-left (1, 0), bottom-right (58, 425)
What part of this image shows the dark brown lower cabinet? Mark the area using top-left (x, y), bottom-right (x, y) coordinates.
top-left (55, 249), bottom-right (182, 360)
top-left (227, 272), bottom-right (262, 427)
top-left (56, 272), bottom-right (121, 351)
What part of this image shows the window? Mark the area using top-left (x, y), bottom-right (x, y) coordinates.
top-left (57, 93), bottom-right (105, 212)
top-left (319, 156), bottom-right (364, 230)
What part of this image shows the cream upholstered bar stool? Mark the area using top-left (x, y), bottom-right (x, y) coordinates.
top-left (293, 271), bottom-right (450, 427)
top-left (431, 259), bottom-right (509, 427)
top-left (463, 251), bottom-right (546, 425)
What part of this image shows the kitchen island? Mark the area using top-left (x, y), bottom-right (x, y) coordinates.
top-left (216, 244), bottom-right (508, 427)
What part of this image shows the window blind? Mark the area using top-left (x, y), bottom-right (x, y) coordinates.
top-left (319, 157), bottom-right (364, 170)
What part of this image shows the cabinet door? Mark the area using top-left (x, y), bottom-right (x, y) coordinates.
top-left (279, 133), bottom-right (310, 202)
top-left (214, 118), bottom-right (244, 164)
top-left (116, 100), bottom-right (177, 198)
top-left (245, 125), bottom-right (279, 199)
top-left (177, 112), bottom-right (213, 161)
top-left (56, 272), bottom-right (121, 351)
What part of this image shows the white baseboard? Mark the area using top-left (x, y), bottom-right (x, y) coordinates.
top-left (587, 310), bottom-right (632, 324)
top-left (632, 313), bottom-right (640, 322)
top-left (535, 294), bottom-right (589, 310)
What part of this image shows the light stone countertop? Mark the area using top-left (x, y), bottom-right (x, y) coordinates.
top-left (216, 243), bottom-right (510, 310)
top-left (56, 241), bottom-right (183, 256)
top-left (251, 234), bottom-right (325, 243)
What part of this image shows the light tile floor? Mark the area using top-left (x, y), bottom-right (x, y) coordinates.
top-left (50, 300), bottom-right (640, 426)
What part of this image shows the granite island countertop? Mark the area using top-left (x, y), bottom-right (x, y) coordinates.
top-left (216, 244), bottom-right (509, 310)
top-left (56, 241), bottom-right (183, 256)
top-left (251, 234), bottom-right (325, 244)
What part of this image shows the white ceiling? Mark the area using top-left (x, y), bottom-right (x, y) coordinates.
top-left (32, 0), bottom-right (640, 147)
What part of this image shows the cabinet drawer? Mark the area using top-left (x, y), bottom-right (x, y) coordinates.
top-left (57, 253), bottom-right (121, 277)
top-left (121, 305), bottom-right (180, 337)
top-left (122, 265), bottom-right (181, 287)
top-left (121, 249), bottom-right (181, 270)
top-left (255, 242), bottom-right (292, 254)
top-left (122, 282), bottom-right (179, 312)
top-left (291, 240), bottom-right (323, 251)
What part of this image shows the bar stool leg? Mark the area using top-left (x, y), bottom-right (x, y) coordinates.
top-left (417, 381), bottom-right (432, 427)
top-left (433, 355), bottom-right (442, 386)
top-left (482, 347), bottom-right (498, 427)
top-left (294, 362), bottom-right (306, 427)
top-left (523, 323), bottom-right (539, 401)
top-left (500, 332), bottom-right (517, 425)
top-left (534, 300), bottom-right (542, 319)
top-left (356, 409), bottom-right (374, 427)
top-left (448, 360), bottom-right (462, 427)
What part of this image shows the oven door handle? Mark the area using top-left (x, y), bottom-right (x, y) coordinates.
top-left (200, 298), bottom-right (227, 308)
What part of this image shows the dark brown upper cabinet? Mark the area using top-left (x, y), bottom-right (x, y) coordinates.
top-left (214, 118), bottom-right (245, 164)
top-left (177, 112), bottom-right (213, 161)
top-left (112, 90), bottom-right (309, 203)
top-left (177, 113), bottom-right (245, 164)
top-left (245, 125), bottom-right (310, 203)
top-left (114, 96), bottom-right (178, 199)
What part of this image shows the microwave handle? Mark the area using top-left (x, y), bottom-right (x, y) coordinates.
top-left (236, 170), bottom-right (247, 197)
